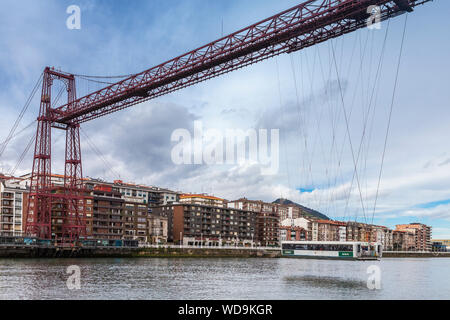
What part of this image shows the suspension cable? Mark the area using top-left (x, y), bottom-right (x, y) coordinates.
top-left (0, 120), bottom-right (36, 146)
top-left (80, 128), bottom-right (122, 179)
top-left (371, 14), bottom-right (409, 224)
top-left (77, 76), bottom-right (115, 85)
top-left (9, 133), bottom-right (36, 176)
top-left (0, 73), bottom-right (43, 160)
top-left (73, 73), bottom-right (135, 79)
top-left (331, 39), bottom-right (368, 224)
top-left (344, 18), bottom-right (391, 222)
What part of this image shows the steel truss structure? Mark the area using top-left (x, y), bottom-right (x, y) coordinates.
top-left (25, 0), bottom-right (431, 241)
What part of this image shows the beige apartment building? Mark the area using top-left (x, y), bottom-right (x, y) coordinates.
top-left (148, 214), bottom-right (168, 244)
top-left (395, 223), bottom-right (432, 251)
top-left (179, 194), bottom-right (226, 207)
top-left (393, 230), bottom-right (416, 251)
top-left (0, 178), bottom-right (28, 237)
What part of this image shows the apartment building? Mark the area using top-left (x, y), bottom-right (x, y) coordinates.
top-left (280, 226), bottom-right (308, 241)
top-left (153, 204), bottom-right (257, 247)
top-left (148, 187), bottom-right (178, 207)
top-left (160, 190), bottom-right (179, 206)
top-left (278, 205), bottom-right (290, 221)
top-left (86, 178), bottom-right (179, 207)
top-left (87, 179), bottom-right (150, 205)
top-left (281, 217), bottom-right (311, 240)
top-left (257, 208), bottom-right (279, 247)
top-left (368, 225), bottom-right (394, 251)
top-left (0, 178), bottom-right (28, 236)
top-left (393, 230), bottom-right (416, 251)
top-left (346, 222), bottom-right (372, 242)
top-left (84, 179), bottom-right (175, 243)
top-left (91, 186), bottom-right (125, 240)
top-left (432, 239), bottom-right (450, 252)
top-left (123, 201), bottom-right (149, 243)
top-left (19, 173), bottom-right (94, 239)
top-left (148, 214), bottom-right (168, 244)
top-left (395, 223), bottom-right (432, 251)
top-left (228, 198), bottom-right (279, 246)
top-left (179, 194), bottom-right (226, 207)
top-left (227, 198), bottom-right (265, 212)
top-left (50, 186), bottom-right (94, 240)
top-left (88, 183), bottom-right (152, 243)
top-left (310, 220), bottom-right (346, 242)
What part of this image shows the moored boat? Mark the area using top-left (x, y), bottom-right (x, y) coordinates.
top-left (281, 241), bottom-right (382, 261)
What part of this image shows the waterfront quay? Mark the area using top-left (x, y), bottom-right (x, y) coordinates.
top-left (0, 243), bottom-right (281, 259)
top-left (1, 241), bottom-right (449, 259)
top-left (383, 251), bottom-right (450, 258)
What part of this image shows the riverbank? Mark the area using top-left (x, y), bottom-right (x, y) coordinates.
top-left (0, 245), bottom-right (281, 258)
top-left (1, 245), bottom-right (449, 259)
top-left (382, 251), bottom-right (450, 258)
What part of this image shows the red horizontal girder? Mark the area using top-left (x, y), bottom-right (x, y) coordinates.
top-left (51, 0), bottom-right (430, 125)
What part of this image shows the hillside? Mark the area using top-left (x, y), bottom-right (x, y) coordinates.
top-left (273, 198), bottom-right (330, 220)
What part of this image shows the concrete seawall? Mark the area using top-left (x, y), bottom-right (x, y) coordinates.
top-left (382, 251), bottom-right (450, 258)
top-left (0, 246), bottom-right (281, 259)
top-left (1, 246), bottom-right (449, 259)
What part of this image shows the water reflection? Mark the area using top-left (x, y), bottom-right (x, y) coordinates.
top-left (0, 258), bottom-right (449, 300)
top-left (283, 275), bottom-right (367, 290)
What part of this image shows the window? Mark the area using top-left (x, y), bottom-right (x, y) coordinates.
top-left (282, 243), bottom-right (354, 252)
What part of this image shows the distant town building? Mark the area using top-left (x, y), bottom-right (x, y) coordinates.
top-left (393, 230), bottom-right (416, 251)
top-left (153, 204), bottom-right (257, 247)
top-left (281, 218), bottom-right (311, 241)
top-left (280, 225), bottom-right (308, 241)
top-left (368, 225), bottom-right (394, 251)
top-left (179, 194), bottom-right (225, 207)
top-left (310, 220), bottom-right (346, 242)
top-left (0, 178), bottom-right (28, 237)
top-left (159, 190), bottom-right (179, 206)
top-left (90, 185), bottom-right (125, 240)
top-left (148, 214), bottom-right (168, 244)
top-left (256, 206), bottom-right (279, 247)
top-left (86, 182), bottom-right (150, 243)
top-left (228, 198), bottom-right (279, 247)
top-left (280, 218), bottom-right (395, 250)
top-left (87, 178), bottom-right (179, 207)
top-left (346, 222), bottom-right (372, 242)
top-left (50, 186), bottom-right (93, 240)
top-left (395, 223), bottom-right (432, 251)
top-left (431, 241), bottom-right (447, 252)
top-left (277, 205), bottom-right (305, 221)
top-left (6, 172), bottom-right (435, 252)
top-left (432, 239), bottom-right (450, 252)
top-left (15, 174), bottom-right (179, 244)
top-left (278, 205), bottom-right (290, 221)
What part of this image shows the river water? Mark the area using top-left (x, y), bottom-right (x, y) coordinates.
top-left (0, 257), bottom-right (449, 300)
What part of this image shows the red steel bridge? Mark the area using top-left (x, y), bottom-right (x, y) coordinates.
top-left (25, 0), bottom-right (432, 241)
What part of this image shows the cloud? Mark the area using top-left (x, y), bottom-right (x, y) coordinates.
top-left (431, 227), bottom-right (450, 239)
top-left (256, 80), bottom-right (347, 133)
top-left (439, 158), bottom-right (450, 167)
top-left (81, 100), bottom-right (200, 185)
top-left (401, 204), bottom-right (450, 221)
